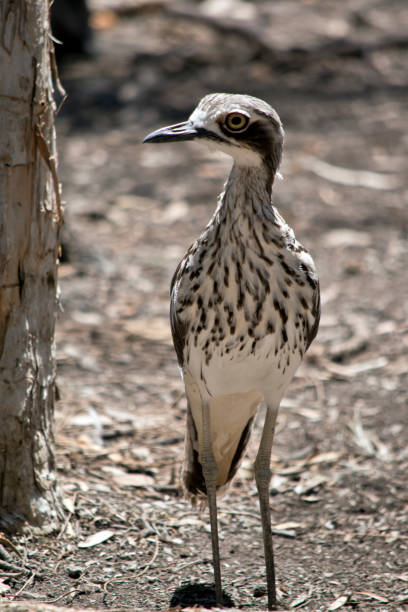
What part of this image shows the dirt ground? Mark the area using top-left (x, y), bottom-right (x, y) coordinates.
top-left (1, 0), bottom-right (408, 610)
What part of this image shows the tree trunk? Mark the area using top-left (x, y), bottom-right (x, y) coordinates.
top-left (0, 0), bottom-right (63, 532)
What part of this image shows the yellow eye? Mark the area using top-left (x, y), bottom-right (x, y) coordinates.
top-left (225, 112), bottom-right (249, 132)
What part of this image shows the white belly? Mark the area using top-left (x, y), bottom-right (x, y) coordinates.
top-left (186, 330), bottom-right (302, 405)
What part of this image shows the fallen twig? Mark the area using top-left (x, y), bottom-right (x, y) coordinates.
top-left (302, 156), bottom-right (402, 190)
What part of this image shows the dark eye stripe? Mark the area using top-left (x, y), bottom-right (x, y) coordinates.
top-left (195, 127), bottom-right (230, 144)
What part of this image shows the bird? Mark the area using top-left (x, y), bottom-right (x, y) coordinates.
top-left (143, 93), bottom-right (320, 610)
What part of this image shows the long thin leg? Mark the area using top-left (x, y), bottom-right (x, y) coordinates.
top-left (201, 399), bottom-right (222, 605)
top-left (254, 405), bottom-right (278, 610)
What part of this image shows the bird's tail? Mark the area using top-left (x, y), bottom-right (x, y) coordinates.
top-left (182, 390), bottom-right (261, 499)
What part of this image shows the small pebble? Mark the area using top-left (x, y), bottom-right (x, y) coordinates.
top-left (253, 585), bottom-right (267, 598)
top-left (67, 565), bottom-right (82, 579)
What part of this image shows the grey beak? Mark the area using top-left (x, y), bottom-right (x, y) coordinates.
top-left (143, 121), bottom-right (198, 144)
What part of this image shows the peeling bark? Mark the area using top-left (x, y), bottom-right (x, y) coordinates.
top-left (0, 0), bottom-right (63, 532)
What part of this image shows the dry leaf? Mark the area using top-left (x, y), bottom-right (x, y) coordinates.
top-left (292, 406), bottom-right (321, 421)
top-left (62, 496), bottom-right (76, 513)
top-left (290, 593), bottom-right (309, 607)
top-left (173, 517), bottom-right (204, 527)
top-left (324, 356), bottom-right (388, 378)
top-left (395, 574), bottom-right (408, 582)
top-left (349, 404), bottom-right (391, 460)
top-left (102, 466), bottom-right (155, 488)
top-left (78, 529), bottom-right (115, 549)
top-left (272, 521), bottom-right (307, 538)
top-left (276, 463), bottom-right (307, 476)
top-left (111, 472), bottom-right (155, 488)
top-left (273, 521), bottom-right (307, 531)
top-left (0, 581), bottom-right (11, 594)
top-left (295, 475), bottom-right (328, 496)
top-left (357, 591), bottom-right (389, 603)
top-left (328, 594), bottom-right (349, 610)
top-left (308, 451), bottom-right (343, 465)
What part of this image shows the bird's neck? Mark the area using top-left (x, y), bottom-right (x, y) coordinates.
top-left (215, 162), bottom-right (277, 224)
top-left (230, 162), bottom-right (275, 197)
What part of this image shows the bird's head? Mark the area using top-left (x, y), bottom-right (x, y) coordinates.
top-left (143, 93), bottom-right (284, 176)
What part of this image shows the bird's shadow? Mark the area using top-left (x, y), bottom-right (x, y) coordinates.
top-left (170, 582), bottom-right (235, 608)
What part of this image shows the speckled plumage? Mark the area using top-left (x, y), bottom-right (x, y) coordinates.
top-left (144, 93), bottom-right (320, 609)
top-left (168, 97), bottom-right (319, 496)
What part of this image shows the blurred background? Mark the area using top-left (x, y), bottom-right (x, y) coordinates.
top-left (38, 0), bottom-right (408, 608)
